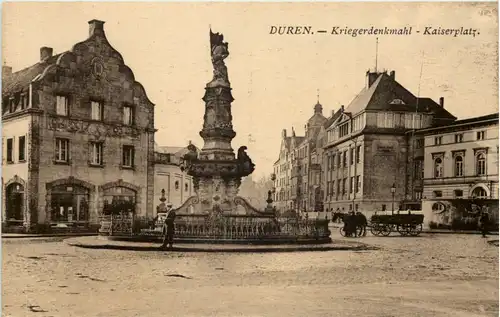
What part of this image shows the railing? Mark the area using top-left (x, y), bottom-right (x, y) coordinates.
top-left (139, 214), bottom-right (330, 241)
top-left (99, 214), bottom-right (133, 235)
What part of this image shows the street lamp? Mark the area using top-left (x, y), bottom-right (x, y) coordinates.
top-left (391, 183), bottom-right (396, 215)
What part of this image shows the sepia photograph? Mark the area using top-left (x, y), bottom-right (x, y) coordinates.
top-left (1, 2), bottom-right (499, 317)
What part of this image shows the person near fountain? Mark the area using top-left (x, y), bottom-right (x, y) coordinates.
top-left (161, 203), bottom-right (176, 249)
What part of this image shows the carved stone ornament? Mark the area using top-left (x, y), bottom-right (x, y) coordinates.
top-left (47, 116), bottom-right (141, 139)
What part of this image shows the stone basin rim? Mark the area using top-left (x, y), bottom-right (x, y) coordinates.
top-left (64, 236), bottom-right (373, 253)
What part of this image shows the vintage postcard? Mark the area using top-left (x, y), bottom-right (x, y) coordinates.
top-left (2, 2), bottom-right (498, 317)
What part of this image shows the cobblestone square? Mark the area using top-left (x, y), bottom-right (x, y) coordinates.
top-left (2, 233), bottom-right (498, 317)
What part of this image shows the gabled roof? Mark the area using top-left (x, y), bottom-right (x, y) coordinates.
top-left (323, 108), bottom-right (343, 129)
top-left (155, 143), bottom-right (200, 157)
top-left (343, 72), bottom-right (456, 120)
top-left (3, 53), bottom-right (64, 97)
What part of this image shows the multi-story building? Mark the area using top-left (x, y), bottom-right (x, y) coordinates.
top-left (417, 113), bottom-right (499, 226)
top-left (153, 143), bottom-right (198, 210)
top-left (322, 70), bottom-right (456, 218)
top-left (272, 128), bottom-right (302, 211)
top-left (292, 102), bottom-right (328, 212)
top-left (2, 20), bottom-right (156, 232)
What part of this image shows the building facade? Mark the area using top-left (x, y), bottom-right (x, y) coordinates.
top-left (272, 129), bottom-right (301, 212)
top-left (418, 113), bottom-right (499, 227)
top-left (322, 70), bottom-right (456, 218)
top-left (153, 143), bottom-right (197, 210)
top-left (2, 20), bottom-right (156, 232)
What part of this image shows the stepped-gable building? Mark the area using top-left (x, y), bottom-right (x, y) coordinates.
top-left (272, 128), bottom-right (303, 212)
top-left (2, 20), bottom-right (156, 232)
top-left (322, 70), bottom-right (456, 218)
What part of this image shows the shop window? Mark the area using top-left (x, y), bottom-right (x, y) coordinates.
top-left (50, 184), bottom-right (89, 222)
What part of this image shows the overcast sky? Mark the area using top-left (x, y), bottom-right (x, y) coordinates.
top-left (2, 2), bottom-right (498, 178)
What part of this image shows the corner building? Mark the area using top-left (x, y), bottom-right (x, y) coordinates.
top-left (323, 70), bottom-right (456, 218)
top-left (2, 20), bottom-right (156, 232)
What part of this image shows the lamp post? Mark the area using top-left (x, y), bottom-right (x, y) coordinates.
top-left (391, 183), bottom-right (396, 215)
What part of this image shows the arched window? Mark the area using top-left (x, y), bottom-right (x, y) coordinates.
top-left (432, 202), bottom-right (446, 213)
top-left (472, 187), bottom-right (488, 199)
top-left (174, 181), bottom-right (179, 190)
top-left (103, 186), bottom-right (136, 215)
top-left (434, 158), bottom-right (443, 178)
top-left (476, 153), bottom-right (486, 176)
top-left (51, 184), bottom-right (89, 222)
top-left (454, 156), bottom-right (463, 177)
top-left (6, 183), bottom-right (24, 221)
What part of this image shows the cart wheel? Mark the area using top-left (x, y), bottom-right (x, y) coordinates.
top-left (380, 224), bottom-right (392, 236)
top-left (340, 226), bottom-right (346, 237)
top-left (409, 224), bottom-right (423, 236)
top-left (397, 224), bottom-right (411, 236)
top-left (370, 224), bottom-right (382, 236)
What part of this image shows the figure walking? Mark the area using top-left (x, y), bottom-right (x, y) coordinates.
top-left (161, 203), bottom-right (176, 249)
top-left (356, 211), bottom-right (368, 237)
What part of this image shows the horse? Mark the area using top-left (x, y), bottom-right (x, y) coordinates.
top-left (331, 212), bottom-right (367, 237)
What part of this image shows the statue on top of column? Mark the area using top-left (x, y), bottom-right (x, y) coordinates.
top-left (209, 29), bottom-right (230, 87)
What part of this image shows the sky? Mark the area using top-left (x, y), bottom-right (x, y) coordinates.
top-left (2, 2), bottom-right (498, 178)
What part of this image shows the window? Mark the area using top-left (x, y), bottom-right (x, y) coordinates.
top-left (342, 178), bottom-right (347, 194)
top-left (476, 131), bottom-right (485, 140)
top-left (454, 134), bottom-right (463, 143)
top-left (56, 95), bottom-right (69, 116)
top-left (415, 139), bottom-right (424, 149)
top-left (472, 187), bottom-right (488, 198)
top-left (433, 191), bottom-right (443, 198)
top-left (434, 157), bottom-right (443, 178)
top-left (123, 105), bottom-right (133, 125)
top-left (414, 191), bottom-right (422, 200)
top-left (50, 184), bottom-right (90, 222)
top-left (381, 204), bottom-right (386, 211)
top-left (356, 175), bottom-right (361, 192)
top-left (434, 136), bottom-right (442, 145)
top-left (55, 138), bottom-right (69, 162)
top-left (343, 151), bottom-right (347, 167)
top-left (356, 145), bottom-right (361, 163)
top-left (339, 123), bottom-right (349, 138)
top-left (454, 156), bottom-right (463, 177)
top-left (454, 190), bottom-right (463, 198)
top-left (350, 177), bottom-right (354, 193)
top-left (175, 181), bottom-right (179, 190)
top-left (91, 101), bottom-right (103, 121)
top-left (476, 153), bottom-right (486, 176)
top-left (18, 136), bottom-right (26, 161)
top-left (21, 94), bottom-right (28, 110)
top-left (350, 148), bottom-right (354, 165)
top-left (90, 142), bottom-right (103, 165)
top-left (6, 138), bottom-right (13, 163)
top-left (9, 98), bottom-right (16, 113)
top-left (122, 145), bottom-right (135, 167)
top-left (185, 183), bottom-right (189, 192)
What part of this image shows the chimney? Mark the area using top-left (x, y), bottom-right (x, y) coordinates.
top-left (40, 47), bottom-right (53, 62)
top-left (390, 70), bottom-right (395, 80)
top-left (331, 109), bottom-right (335, 117)
top-left (2, 65), bottom-right (12, 77)
top-left (88, 19), bottom-right (105, 37)
top-left (366, 71), bottom-right (379, 88)
top-left (341, 105), bottom-right (345, 112)
top-left (439, 97), bottom-right (444, 107)
top-left (282, 129), bottom-right (287, 139)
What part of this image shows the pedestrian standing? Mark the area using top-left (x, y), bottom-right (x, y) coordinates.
top-left (479, 210), bottom-right (490, 238)
top-left (161, 203), bottom-right (176, 249)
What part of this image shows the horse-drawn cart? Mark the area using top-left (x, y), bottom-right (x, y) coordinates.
top-left (369, 213), bottom-right (424, 237)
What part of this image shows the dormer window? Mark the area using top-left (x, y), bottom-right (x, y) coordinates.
top-left (9, 98), bottom-right (16, 113)
top-left (56, 95), bottom-right (69, 116)
top-left (390, 98), bottom-right (405, 105)
top-left (21, 94), bottom-right (29, 110)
